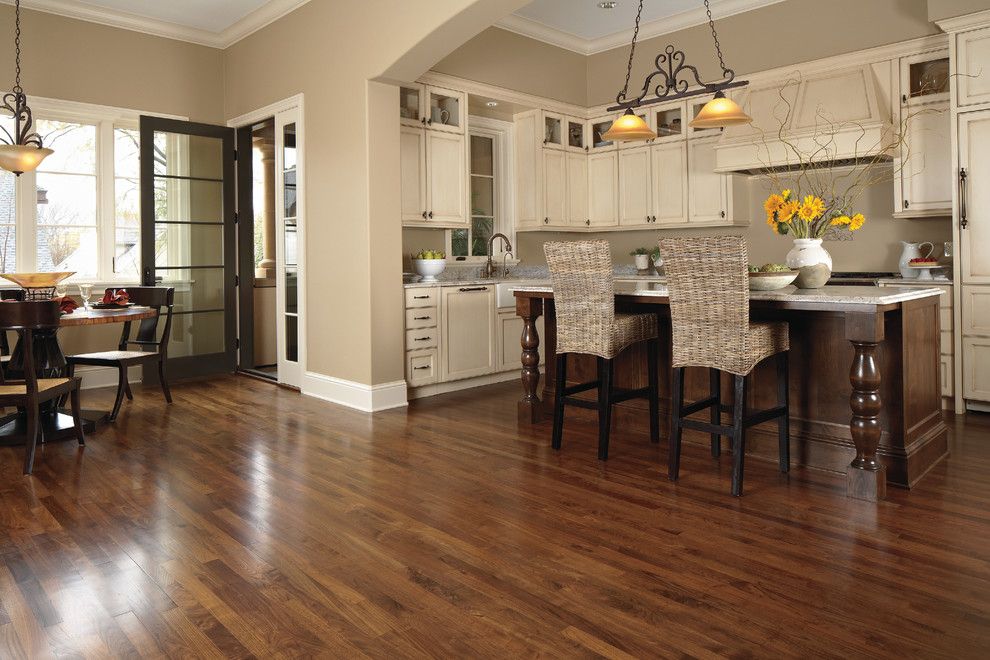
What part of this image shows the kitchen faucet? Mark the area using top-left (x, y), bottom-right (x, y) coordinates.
top-left (482, 233), bottom-right (512, 278)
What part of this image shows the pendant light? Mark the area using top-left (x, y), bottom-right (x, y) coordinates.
top-left (0, 0), bottom-right (52, 176)
top-left (604, 0), bottom-right (751, 140)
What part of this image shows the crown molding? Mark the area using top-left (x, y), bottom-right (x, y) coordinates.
top-left (0, 0), bottom-right (311, 49)
top-left (935, 7), bottom-right (990, 33)
top-left (496, 0), bottom-right (785, 56)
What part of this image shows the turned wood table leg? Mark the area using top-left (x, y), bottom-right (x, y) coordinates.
top-left (517, 296), bottom-right (544, 424)
top-left (846, 312), bottom-right (887, 501)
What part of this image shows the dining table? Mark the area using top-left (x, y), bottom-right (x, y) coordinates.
top-left (0, 305), bottom-right (159, 443)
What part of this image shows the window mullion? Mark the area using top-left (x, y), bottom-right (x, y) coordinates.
top-left (15, 171), bottom-right (37, 272)
top-left (98, 120), bottom-right (115, 281)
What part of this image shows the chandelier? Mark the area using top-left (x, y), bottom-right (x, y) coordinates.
top-left (0, 0), bottom-right (52, 175)
top-left (602, 0), bottom-right (752, 142)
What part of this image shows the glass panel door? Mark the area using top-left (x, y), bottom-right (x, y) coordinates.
top-left (139, 116), bottom-right (236, 378)
top-left (276, 112), bottom-right (301, 386)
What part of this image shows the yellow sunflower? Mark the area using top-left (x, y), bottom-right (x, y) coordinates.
top-left (778, 200), bottom-right (798, 223)
top-left (797, 195), bottom-right (826, 221)
top-left (764, 193), bottom-right (785, 216)
top-left (849, 213), bottom-right (866, 231)
top-left (782, 189), bottom-right (791, 201)
top-left (766, 214), bottom-right (778, 232)
top-left (831, 215), bottom-right (851, 226)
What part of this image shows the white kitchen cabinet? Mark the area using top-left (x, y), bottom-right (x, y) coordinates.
top-left (649, 101), bottom-right (687, 144)
top-left (956, 26), bottom-right (990, 107)
top-left (400, 126), bottom-right (427, 223)
top-left (963, 337), bottom-right (990, 400)
top-left (514, 110), bottom-right (542, 228)
top-left (588, 151), bottom-right (619, 227)
top-left (440, 285), bottom-right (496, 381)
top-left (618, 145), bottom-right (653, 227)
top-left (899, 51), bottom-right (950, 107)
top-left (896, 101), bottom-right (951, 217)
top-left (588, 115), bottom-right (618, 153)
top-left (542, 149), bottom-right (568, 227)
top-left (497, 310), bottom-right (545, 372)
top-left (400, 84), bottom-right (426, 128)
top-left (688, 136), bottom-right (728, 224)
top-left (962, 285), bottom-right (990, 335)
top-left (567, 152), bottom-right (589, 228)
top-left (565, 117), bottom-right (588, 153)
top-left (400, 84), bottom-right (466, 133)
top-left (406, 350), bottom-right (438, 387)
top-left (426, 130), bottom-right (467, 226)
top-left (652, 141), bottom-right (688, 225)
top-left (959, 109), bottom-right (990, 283)
top-left (543, 111), bottom-right (565, 149)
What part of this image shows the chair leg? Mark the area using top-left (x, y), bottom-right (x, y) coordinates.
top-left (123, 377), bottom-right (133, 401)
top-left (551, 353), bottom-right (567, 450)
top-left (777, 351), bottom-right (790, 473)
top-left (23, 404), bottom-right (39, 475)
top-left (109, 365), bottom-right (128, 421)
top-left (668, 367), bottom-right (685, 481)
top-left (597, 357), bottom-right (614, 461)
top-left (646, 339), bottom-right (660, 445)
top-left (70, 385), bottom-right (85, 446)
top-left (710, 368), bottom-right (721, 458)
top-left (158, 358), bottom-right (172, 404)
top-left (730, 374), bottom-right (747, 497)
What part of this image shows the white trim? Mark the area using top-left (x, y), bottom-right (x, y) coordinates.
top-left (226, 94), bottom-right (304, 128)
top-left (407, 369), bottom-right (519, 400)
top-left (301, 372), bottom-right (408, 412)
top-left (935, 8), bottom-right (990, 33)
top-left (495, 0), bottom-right (785, 56)
top-left (1, 0), bottom-right (311, 49)
top-left (418, 71), bottom-right (588, 118)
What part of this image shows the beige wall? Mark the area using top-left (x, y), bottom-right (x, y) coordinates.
top-left (929, 0), bottom-right (990, 20)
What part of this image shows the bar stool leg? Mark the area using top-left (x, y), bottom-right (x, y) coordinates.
top-left (647, 339), bottom-right (660, 445)
top-left (777, 351), bottom-right (790, 473)
top-left (710, 368), bottom-right (721, 457)
top-left (730, 373), bottom-right (747, 497)
top-left (668, 367), bottom-right (685, 481)
top-left (597, 357), bottom-right (614, 460)
top-left (551, 353), bottom-right (567, 450)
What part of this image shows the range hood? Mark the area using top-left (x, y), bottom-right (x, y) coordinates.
top-left (715, 65), bottom-right (894, 174)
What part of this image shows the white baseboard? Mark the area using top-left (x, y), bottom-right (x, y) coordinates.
top-left (301, 371), bottom-right (408, 412)
top-left (408, 369), bottom-right (519, 400)
top-left (75, 365), bottom-right (142, 391)
top-left (967, 401), bottom-right (990, 413)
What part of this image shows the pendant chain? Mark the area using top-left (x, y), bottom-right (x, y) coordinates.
top-left (619, 0), bottom-right (645, 100)
top-left (704, 0), bottom-right (728, 75)
top-left (13, 0), bottom-right (23, 93)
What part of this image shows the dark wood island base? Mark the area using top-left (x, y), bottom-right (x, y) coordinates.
top-left (515, 284), bottom-right (948, 501)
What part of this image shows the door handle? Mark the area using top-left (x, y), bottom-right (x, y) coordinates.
top-left (960, 168), bottom-right (969, 229)
top-left (458, 286), bottom-right (488, 292)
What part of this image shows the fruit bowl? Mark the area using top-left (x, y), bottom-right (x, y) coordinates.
top-left (749, 270), bottom-right (798, 291)
top-left (412, 258), bottom-right (446, 282)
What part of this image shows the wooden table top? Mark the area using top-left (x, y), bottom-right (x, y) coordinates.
top-left (59, 306), bottom-right (157, 327)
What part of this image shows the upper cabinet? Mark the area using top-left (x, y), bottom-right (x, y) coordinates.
top-left (399, 83), bottom-right (466, 134)
top-left (543, 112), bottom-right (587, 152)
top-left (956, 26), bottom-right (990, 107)
top-left (589, 116), bottom-right (618, 153)
top-left (650, 102), bottom-right (686, 143)
top-left (900, 52), bottom-right (950, 106)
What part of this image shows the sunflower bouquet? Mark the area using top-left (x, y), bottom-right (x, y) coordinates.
top-left (764, 189), bottom-right (865, 238)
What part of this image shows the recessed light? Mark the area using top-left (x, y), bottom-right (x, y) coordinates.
top-left (486, 101), bottom-right (499, 107)
top-left (598, 1), bottom-right (617, 8)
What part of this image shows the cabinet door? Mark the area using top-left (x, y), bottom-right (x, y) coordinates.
top-left (962, 285), bottom-right (990, 335)
top-left (900, 102), bottom-right (951, 215)
top-left (588, 116), bottom-right (617, 153)
top-left (618, 146), bottom-right (653, 227)
top-left (543, 112), bottom-right (565, 149)
top-left (688, 137), bottom-right (727, 224)
top-left (543, 149), bottom-right (568, 227)
top-left (514, 110), bottom-right (542, 228)
top-left (497, 311), bottom-right (545, 372)
top-left (957, 27), bottom-right (990, 107)
top-left (899, 52), bottom-right (949, 107)
top-left (441, 286), bottom-right (496, 381)
top-left (566, 117), bottom-right (587, 153)
top-left (399, 84), bottom-right (426, 128)
top-left (652, 142), bottom-right (688, 225)
top-left (963, 337), bottom-right (990, 402)
top-left (588, 151), bottom-right (618, 228)
top-left (566, 152), bottom-right (589, 227)
top-left (400, 126), bottom-right (426, 224)
top-left (425, 85), bottom-right (465, 134)
top-left (426, 130), bottom-right (466, 226)
top-left (959, 110), bottom-right (990, 283)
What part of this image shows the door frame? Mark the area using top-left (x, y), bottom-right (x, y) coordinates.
top-left (139, 115), bottom-right (238, 378)
top-left (227, 94), bottom-right (307, 387)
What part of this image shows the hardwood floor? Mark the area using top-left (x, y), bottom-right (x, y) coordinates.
top-left (0, 375), bottom-right (988, 658)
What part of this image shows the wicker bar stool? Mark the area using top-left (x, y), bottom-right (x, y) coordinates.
top-left (658, 236), bottom-right (790, 496)
top-left (544, 240), bottom-right (660, 460)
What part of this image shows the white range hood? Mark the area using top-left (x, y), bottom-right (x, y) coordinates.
top-left (715, 65), bottom-right (894, 174)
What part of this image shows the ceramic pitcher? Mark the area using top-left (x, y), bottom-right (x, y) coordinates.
top-left (899, 241), bottom-right (934, 279)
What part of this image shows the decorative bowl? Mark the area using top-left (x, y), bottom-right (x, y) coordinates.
top-left (412, 258), bottom-right (446, 282)
top-left (748, 270), bottom-right (798, 291)
top-left (0, 272), bottom-right (75, 288)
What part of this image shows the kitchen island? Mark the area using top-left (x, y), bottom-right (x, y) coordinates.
top-left (513, 283), bottom-right (947, 501)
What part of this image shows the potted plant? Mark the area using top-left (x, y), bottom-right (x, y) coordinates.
top-left (650, 246), bottom-right (663, 276)
top-left (411, 249), bottom-right (446, 282)
top-left (630, 248), bottom-right (651, 273)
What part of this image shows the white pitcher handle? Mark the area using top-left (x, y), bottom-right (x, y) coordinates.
top-left (920, 241), bottom-right (934, 259)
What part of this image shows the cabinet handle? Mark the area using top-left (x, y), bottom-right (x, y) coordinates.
top-left (458, 286), bottom-right (488, 292)
top-left (645, 215), bottom-right (650, 223)
top-left (421, 117), bottom-right (427, 124)
top-left (413, 365), bottom-right (430, 370)
top-left (426, 118), bottom-right (433, 125)
top-left (428, 211), bottom-right (434, 219)
top-left (413, 316), bottom-right (431, 320)
top-left (413, 295), bottom-right (430, 299)
top-left (421, 211), bottom-right (427, 219)
top-left (586, 219), bottom-right (590, 226)
top-left (960, 168), bottom-right (969, 229)
top-left (904, 199), bottom-right (910, 209)
top-left (413, 336), bottom-right (432, 341)
top-left (544, 217), bottom-right (549, 224)
top-left (902, 94), bottom-right (908, 104)
top-left (720, 210), bottom-right (726, 218)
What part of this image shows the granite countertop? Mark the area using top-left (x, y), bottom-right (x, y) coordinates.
top-left (876, 277), bottom-right (953, 286)
top-left (509, 283), bottom-right (945, 306)
top-left (403, 273), bottom-right (666, 289)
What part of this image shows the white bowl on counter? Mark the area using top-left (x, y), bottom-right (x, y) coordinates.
top-left (748, 270), bottom-right (798, 291)
top-left (412, 258), bottom-right (446, 282)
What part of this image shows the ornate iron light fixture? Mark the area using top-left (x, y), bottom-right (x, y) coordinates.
top-left (603, 0), bottom-right (752, 142)
top-left (0, 0), bottom-right (52, 175)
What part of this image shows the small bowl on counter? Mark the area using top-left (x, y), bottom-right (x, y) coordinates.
top-left (412, 258), bottom-right (447, 282)
top-left (748, 270), bottom-right (798, 291)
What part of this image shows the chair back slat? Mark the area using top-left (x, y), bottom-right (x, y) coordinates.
top-left (108, 287), bottom-right (175, 351)
top-left (658, 236), bottom-right (750, 370)
top-left (0, 300), bottom-right (61, 395)
top-left (0, 290), bottom-right (25, 356)
top-left (544, 240), bottom-right (616, 357)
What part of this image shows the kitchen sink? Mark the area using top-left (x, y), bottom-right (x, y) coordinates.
top-left (496, 280), bottom-right (550, 308)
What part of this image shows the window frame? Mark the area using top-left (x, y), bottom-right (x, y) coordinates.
top-left (5, 94), bottom-right (185, 285)
top-left (446, 116), bottom-right (516, 263)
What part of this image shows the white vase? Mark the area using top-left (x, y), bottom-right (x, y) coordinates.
top-left (785, 238), bottom-right (833, 289)
top-left (634, 254), bottom-right (650, 271)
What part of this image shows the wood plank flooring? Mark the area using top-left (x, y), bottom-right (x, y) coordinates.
top-left (0, 375), bottom-right (988, 658)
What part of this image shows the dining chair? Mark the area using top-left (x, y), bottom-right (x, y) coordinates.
top-left (544, 240), bottom-right (660, 460)
top-left (65, 287), bottom-right (175, 421)
top-left (0, 289), bottom-right (25, 373)
top-left (658, 236), bottom-right (790, 496)
top-left (0, 300), bottom-right (85, 474)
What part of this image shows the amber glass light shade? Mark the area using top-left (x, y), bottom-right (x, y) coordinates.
top-left (601, 109), bottom-right (657, 142)
top-left (0, 144), bottom-right (54, 175)
top-left (688, 91), bottom-right (752, 129)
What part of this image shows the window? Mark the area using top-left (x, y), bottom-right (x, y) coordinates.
top-left (447, 119), bottom-right (513, 261)
top-left (1, 96), bottom-right (164, 283)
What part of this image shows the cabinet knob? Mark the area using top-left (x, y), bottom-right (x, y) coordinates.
top-left (428, 211), bottom-right (434, 219)
top-left (544, 217), bottom-right (549, 224)
top-left (421, 211), bottom-right (427, 219)
top-left (902, 94), bottom-right (908, 104)
top-left (720, 210), bottom-right (726, 218)
top-left (586, 219), bottom-right (590, 226)
top-left (904, 199), bottom-right (910, 209)
top-left (652, 216), bottom-right (657, 223)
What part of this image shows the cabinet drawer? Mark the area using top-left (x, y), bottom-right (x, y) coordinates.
top-left (405, 307), bottom-right (438, 329)
top-left (962, 285), bottom-right (990, 335)
top-left (405, 327), bottom-right (438, 350)
top-left (963, 337), bottom-right (990, 401)
top-left (405, 287), bottom-right (439, 308)
top-left (406, 349), bottom-right (438, 387)
top-left (941, 356), bottom-right (953, 398)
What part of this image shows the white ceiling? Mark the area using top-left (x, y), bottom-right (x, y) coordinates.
top-left (69, 0), bottom-right (271, 33)
top-left (501, 0), bottom-right (785, 54)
